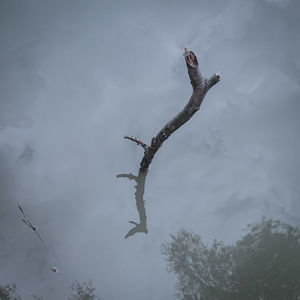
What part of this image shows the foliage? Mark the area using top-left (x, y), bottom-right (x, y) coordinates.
top-left (0, 283), bottom-right (20, 300)
top-left (162, 219), bottom-right (300, 300)
top-left (0, 280), bottom-right (101, 300)
top-left (69, 280), bottom-right (101, 300)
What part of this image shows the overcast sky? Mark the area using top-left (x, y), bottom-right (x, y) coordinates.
top-left (1, 0), bottom-right (300, 299)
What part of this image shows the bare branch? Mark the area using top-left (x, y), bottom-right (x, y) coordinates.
top-left (117, 168), bottom-right (148, 239)
top-left (206, 72), bottom-right (221, 91)
top-left (116, 173), bottom-right (137, 181)
top-left (124, 136), bottom-right (147, 149)
top-left (124, 48), bottom-right (220, 169)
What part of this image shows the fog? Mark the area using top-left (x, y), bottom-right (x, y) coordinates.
top-left (0, 0), bottom-right (299, 299)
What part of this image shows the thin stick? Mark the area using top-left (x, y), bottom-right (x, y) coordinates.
top-left (124, 136), bottom-right (147, 150)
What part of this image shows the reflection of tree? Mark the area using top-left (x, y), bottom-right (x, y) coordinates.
top-left (117, 168), bottom-right (148, 238)
top-left (69, 280), bottom-right (101, 300)
top-left (0, 280), bottom-right (100, 299)
top-left (0, 283), bottom-right (20, 300)
top-left (162, 219), bottom-right (300, 300)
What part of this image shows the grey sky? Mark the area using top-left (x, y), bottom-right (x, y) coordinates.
top-left (1, 0), bottom-right (299, 299)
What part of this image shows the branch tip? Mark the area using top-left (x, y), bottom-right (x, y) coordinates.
top-left (184, 47), bottom-right (198, 68)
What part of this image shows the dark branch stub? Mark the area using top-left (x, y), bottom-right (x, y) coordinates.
top-left (125, 47), bottom-right (220, 169)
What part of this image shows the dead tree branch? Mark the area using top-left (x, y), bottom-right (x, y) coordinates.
top-left (125, 47), bottom-right (220, 169)
top-left (117, 168), bottom-right (148, 238)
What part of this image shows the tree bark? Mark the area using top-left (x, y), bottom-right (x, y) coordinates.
top-left (125, 47), bottom-right (220, 169)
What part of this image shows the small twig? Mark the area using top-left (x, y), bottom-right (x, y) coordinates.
top-left (124, 136), bottom-right (147, 150)
top-left (116, 173), bottom-right (137, 181)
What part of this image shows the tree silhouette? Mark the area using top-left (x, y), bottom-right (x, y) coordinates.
top-left (162, 219), bottom-right (300, 300)
top-left (69, 280), bottom-right (100, 300)
top-left (0, 280), bottom-right (101, 300)
top-left (0, 283), bottom-right (20, 300)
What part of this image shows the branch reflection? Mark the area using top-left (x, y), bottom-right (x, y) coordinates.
top-left (117, 167), bottom-right (148, 239)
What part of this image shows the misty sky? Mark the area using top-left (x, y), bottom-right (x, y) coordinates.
top-left (1, 0), bottom-right (300, 299)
